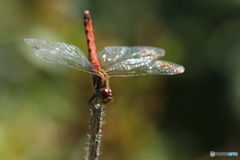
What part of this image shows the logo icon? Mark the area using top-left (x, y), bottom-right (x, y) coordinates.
top-left (210, 151), bottom-right (215, 157)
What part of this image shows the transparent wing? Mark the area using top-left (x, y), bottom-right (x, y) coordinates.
top-left (105, 59), bottom-right (185, 77)
top-left (97, 46), bottom-right (184, 77)
top-left (24, 38), bottom-right (96, 74)
top-left (97, 46), bottom-right (165, 69)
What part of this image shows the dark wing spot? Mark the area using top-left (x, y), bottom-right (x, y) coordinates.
top-left (33, 46), bottom-right (40, 49)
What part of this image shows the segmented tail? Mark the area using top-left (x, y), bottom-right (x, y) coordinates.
top-left (84, 10), bottom-right (101, 69)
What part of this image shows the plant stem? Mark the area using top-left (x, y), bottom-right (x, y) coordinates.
top-left (85, 104), bottom-right (106, 160)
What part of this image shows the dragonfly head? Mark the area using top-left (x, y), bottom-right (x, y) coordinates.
top-left (100, 88), bottom-right (114, 104)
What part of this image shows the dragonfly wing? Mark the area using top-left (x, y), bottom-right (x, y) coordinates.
top-left (97, 46), bottom-right (165, 68)
top-left (106, 59), bottom-right (185, 77)
top-left (24, 38), bottom-right (96, 74)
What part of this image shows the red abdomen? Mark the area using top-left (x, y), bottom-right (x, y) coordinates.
top-left (84, 10), bottom-right (101, 69)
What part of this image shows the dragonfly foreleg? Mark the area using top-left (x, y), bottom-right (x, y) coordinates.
top-left (88, 92), bottom-right (101, 112)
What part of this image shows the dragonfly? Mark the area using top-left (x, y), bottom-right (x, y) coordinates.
top-left (24, 10), bottom-right (184, 110)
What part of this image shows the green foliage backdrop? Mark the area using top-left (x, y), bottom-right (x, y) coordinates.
top-left (0, 0), bottom-right (240, 159)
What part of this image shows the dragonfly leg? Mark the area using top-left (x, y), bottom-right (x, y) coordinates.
top-left (88, 92), bottom-right (100, 112)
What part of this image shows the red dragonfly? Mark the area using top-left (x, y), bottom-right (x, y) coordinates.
top-left (24, 10), bottom-right (184, 109)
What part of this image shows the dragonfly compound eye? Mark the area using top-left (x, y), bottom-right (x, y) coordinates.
top-left (101, 88), bottom-right (114, 104)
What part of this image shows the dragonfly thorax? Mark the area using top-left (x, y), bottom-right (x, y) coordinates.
top-left (92, 69), bottom-right (110, 91)
top-left (91, 69), bottom-right (113, 104)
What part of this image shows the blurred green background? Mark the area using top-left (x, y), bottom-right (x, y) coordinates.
top-left (1, 0), bottom-right (240, 160)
